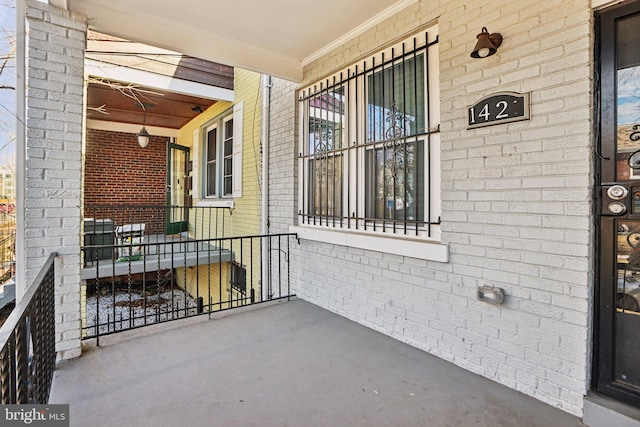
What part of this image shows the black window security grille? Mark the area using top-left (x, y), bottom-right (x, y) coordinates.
top-left (299, 30), bottom-right (440, 237)
top-left (230, 261), bottom-right (246, 295)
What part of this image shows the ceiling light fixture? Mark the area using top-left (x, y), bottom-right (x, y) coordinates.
top-left (137, 125), bottom-right (150, 148)
top-left (136, 102), bottom-right (154, 148)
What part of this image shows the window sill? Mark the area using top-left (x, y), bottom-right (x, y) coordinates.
top-left (289, 225), bottom-right (449, 263)
top-left (195, 199), bottom-right (235, 209)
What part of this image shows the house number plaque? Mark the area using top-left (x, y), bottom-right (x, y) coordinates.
top-left (467, 91), bottom-right (530, 129)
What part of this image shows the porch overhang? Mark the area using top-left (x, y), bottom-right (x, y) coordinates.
top-left (63, 0), bottom-right (417, 82)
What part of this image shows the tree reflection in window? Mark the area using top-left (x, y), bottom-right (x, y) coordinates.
top-left (308, 88), bottom-right (344, 218)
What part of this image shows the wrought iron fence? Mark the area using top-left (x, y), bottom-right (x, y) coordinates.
top-left (0, 253), bottom-right (57, 404)
top-left (84, 204), bottom-right (231, 239)
top-left (82, 233), bottom-right (298, 344)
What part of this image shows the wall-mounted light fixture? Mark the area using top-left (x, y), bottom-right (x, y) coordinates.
top-left (470, 27), bottom-right (502, 59)
top-left (136, 102), bottom-right (154, 148)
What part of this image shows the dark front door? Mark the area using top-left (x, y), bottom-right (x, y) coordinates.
top-left (596, 0), bottom-right (640, 407)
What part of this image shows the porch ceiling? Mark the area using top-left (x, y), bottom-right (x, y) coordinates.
top-left (86, 81), bottom-right (217, 129)
top-left (65, 0), bottom-right (416, 82)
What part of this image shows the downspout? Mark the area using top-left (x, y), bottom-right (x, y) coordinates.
top-left (15, 0), bottom-right (26, 301)
top-left (260, 74), bottom-right (271, 301)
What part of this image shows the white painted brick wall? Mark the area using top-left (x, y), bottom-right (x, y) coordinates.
top-left (269, 0), bottom-right (593, 417)
top-left (267, 78), bottom-right (297, 235)
top-left (25, 0), bottom-right (86, 361)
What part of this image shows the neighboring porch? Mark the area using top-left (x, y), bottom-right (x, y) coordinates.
top-left (79, 215), bottom-right (296, 340)
top-left (81, 232), bottom-right (232, 280)
top-left (49, 298), bottom-right (582, 427)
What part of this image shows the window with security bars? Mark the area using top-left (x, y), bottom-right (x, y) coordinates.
top-left (298, 29), bottom-right (441, 238)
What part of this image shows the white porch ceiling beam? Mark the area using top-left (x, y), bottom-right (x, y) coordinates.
top-left (86, 119), bottom-right (179, 137)
top-left (85, 59), bottom-right (235, 102)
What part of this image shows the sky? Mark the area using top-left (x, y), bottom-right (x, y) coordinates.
top-left (0, 0), bottom-right (15, 164)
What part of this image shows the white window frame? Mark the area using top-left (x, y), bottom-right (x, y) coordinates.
top-left (294, 27), bottom-right (443, 258)
top-left (205, 121), bottom-right (220, 198)
top-left (200, 102), bottom-right (244, 201)
top-left (221, 114), bottom-right (234, 197)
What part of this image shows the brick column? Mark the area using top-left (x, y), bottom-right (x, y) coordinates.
top-left (25, 0), bottom-right (86, 361)
top-left (267, 78), bottom-right (297, 234)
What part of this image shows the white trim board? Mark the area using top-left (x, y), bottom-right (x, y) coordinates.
top-left (302, 0), bottom-right (418, 66)
top-left (85, 59), bottom-right (235, 102)
top-left (289, 225), bottom-right (448, 263)
top-left (86, 119), bottom-right (179, 137)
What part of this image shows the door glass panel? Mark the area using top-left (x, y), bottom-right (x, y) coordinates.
top-left (616, 13), bottom-right (640, 181)
top-left (170, 148), bottom-right (186, 224)
top-left (615, 220), bottom-right (640, 388)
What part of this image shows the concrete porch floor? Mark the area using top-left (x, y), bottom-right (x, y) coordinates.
top-left (49, 298), bottom-right (583, 427)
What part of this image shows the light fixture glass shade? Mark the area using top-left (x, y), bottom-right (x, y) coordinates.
top-left (471, 27), bottom-right (502, 58)
top-left (137, 126), bottom-right (150, 148)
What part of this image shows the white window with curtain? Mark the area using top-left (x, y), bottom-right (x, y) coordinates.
top-left (297, 28), bottom-right (441, 246)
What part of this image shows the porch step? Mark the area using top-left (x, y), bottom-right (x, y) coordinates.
top-left (584, 393), bottom-right (640, 427)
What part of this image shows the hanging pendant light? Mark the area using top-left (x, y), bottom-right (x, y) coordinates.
top-left (136, 101), bottom-right (153, 148)
top-left (137, 126), bottom-right (150, 148)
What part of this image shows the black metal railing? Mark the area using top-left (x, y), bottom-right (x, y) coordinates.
top-left (84, 205), bottom-right (231, 245)
top-left (82, 233), bottom-right (298, 343)
top-left (0, 253), bottom-right (57, 404)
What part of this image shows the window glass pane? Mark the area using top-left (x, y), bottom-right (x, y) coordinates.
top-left (206, 128), bottom-right (217, 196)
top-left (223, 154), bottom-right (233, 197)
top-left (367, 54), bottom-right (424, 143)
top-left (223, 176), bottom-right (232, 196)
top-left (207, 163), bottom-right (216, 196)
top-left (306, 87), bottom-right (344, 219)
top-left (309, 155), bottom-right (342, 217)
top-left (308, 87), bottom-right (345, 156)
top-left (207, 129), bottom-right (217, 162)
top-left (365, 52), bottom-right (425, 221)
top-left (225, 119), bottom-right (233, 138)
top-left (366, 141), bottom-right (423, 220)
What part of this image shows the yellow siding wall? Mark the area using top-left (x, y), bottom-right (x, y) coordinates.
top-left (176, 69), bottom-right (263, 301)
top-left (175, 263), bottom-right (231, 310)
top-left (177, 68), bottom-right (262, 238)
